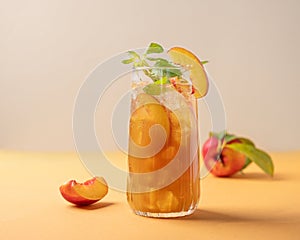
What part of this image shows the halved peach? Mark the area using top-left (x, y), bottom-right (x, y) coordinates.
top-left (129, 101), bottom-right (170, 147)
top-left (59, 177), bottom-right (108, 206)
top-left (128, 94), bottom-right (171, 172)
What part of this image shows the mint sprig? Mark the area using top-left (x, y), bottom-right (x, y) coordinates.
top-left (122, 42), bottom-right (209, 95)
top-left (122, 42), bottom-right (182, 82)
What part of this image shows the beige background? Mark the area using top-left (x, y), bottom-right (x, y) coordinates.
top-left (1, 0), bottom-right (299, 152)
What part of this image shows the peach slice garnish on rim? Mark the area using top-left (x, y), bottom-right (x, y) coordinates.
top-left (167, 47), bottom-right (209, 98)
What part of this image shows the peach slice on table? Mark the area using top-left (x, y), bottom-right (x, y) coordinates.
top-left (59, 177), bottom-right (108, 206)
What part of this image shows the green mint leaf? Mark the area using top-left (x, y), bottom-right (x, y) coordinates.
top-left (122, 58), bottom-right (135, 64)
top-left (167, 70), bottom-right (181, 78)
top-left (146, 57), bottom-right (167, 62)
top-left (128, 51), bottom-right (141, 59)
top-left (152, 68), bottom-right (182, 78)
top-left (154, 76), bottom-right (169, 85)
top-left (226, 143), bottom-right (274, 176)
top-left (201, 60), bottom-right (209, 65)
top-left (143, 83), bottom-right (166, 95)
top-left (153, 59), bottom-right (182, 78)
top-left (154, 58), bottom-right (171, 66)
top-left (146, 42), bottom-right (164, 54)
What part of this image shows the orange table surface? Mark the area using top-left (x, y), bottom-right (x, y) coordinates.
top-left (0, 150), bottom-right (299, 240)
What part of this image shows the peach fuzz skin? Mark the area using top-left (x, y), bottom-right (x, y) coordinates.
top-left (59, 177), bottom-right (108, 206)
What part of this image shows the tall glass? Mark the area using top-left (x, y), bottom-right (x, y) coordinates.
top-left (127, 67), bottom-right (200, 218)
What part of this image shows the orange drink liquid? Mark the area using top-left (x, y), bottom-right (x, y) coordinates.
top-left (127, 76), bottom-right (200, 218)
